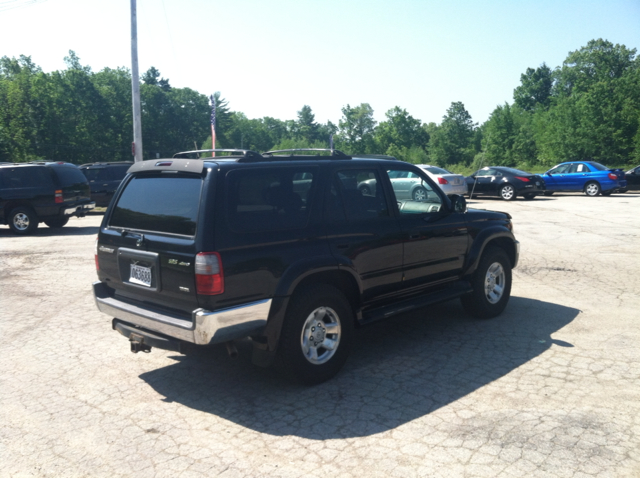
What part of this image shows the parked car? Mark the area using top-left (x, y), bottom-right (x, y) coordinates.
top-left (542, 161), bottom-right (627, 196)
top-left (79, 162), bottom-right (133, 207)
top-left (357, 168), bottom-right (438, 201)
top-left (93, 149), bottom-right (519, 384)
top-left (417, 164), bottom-right (468, 196)
top-left (0, 162), bottom-right (95, 234)
top-left (623, 165), bottom-right (640, 191)
top-left (466, 166), bottom-right (546, 200)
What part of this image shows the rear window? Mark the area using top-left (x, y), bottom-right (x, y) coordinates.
top-left (110, 175), bottom-right (202, 235)
top-left (52, 166), bottom-right (89, 187)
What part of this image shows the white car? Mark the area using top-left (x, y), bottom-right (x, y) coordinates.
top-left (417, 164), bottom-right (468, 196)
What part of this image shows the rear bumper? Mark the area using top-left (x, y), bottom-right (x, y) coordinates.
top-left (63, 202), bottom-right (95, 216)
top-left (93, 281), bottom-right (270, 347)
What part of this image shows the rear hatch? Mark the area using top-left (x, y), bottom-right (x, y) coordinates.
top-left (96, 160), bottom-right (209, 319)
top-left (48, 164), bottom-right (92, 204)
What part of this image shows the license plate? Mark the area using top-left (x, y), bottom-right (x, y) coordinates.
top-left (129, 264), bottom-right (152, 287)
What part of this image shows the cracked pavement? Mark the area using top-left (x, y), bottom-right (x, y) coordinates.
top-left (1, 193), bottom-right (639, 477)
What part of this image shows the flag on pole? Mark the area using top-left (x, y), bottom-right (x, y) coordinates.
top-left (210, 94), bottom-right (216, 157)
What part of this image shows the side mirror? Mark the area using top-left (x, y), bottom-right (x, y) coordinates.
top-left (450, 194), bottom-right (467, 213)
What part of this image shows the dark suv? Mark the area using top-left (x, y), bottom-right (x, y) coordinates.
top-left (79, 162), bottom-right (133, 207)
top-left (1, 162), bottom-right (95, 234)
top-left (93, 149), bottom-right (519, 384)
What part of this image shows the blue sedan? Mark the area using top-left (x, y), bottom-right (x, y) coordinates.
top-left (542, 161), bottom-right (627, 196)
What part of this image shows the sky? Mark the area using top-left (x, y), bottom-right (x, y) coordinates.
top-left (1, 0), bottom-right (640, 127)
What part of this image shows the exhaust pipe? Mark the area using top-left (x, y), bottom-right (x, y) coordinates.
top-left (225, 341), bottom-right (238, 358)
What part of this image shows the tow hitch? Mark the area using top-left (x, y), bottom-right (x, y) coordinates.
top-left (129, 333), bottom-right (151, 353)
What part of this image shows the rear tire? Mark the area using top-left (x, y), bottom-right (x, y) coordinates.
top-left (523, 193), bottom-right (535, 200)
top-left (461, 246), bottom-right (512, 319)
top-left (412, 187), bottom-right (427, 202)
top-left (44, 217), bottom-right (69, 228)
top-left (276, 285), bottom-right (354, 385)
top-left (543, 191), bottom-right (554, 196)
top-left (8, 207), bottom-right (38, 235)
top-left (584, 181), bottom-right (600, 196)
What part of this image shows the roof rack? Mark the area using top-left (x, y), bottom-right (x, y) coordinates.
top-left (262, 148), bottom-right (351, 160)
top-left (172, 149), bottom-right (263, 160)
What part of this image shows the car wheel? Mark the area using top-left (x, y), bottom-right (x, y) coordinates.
top-left (543, 191), bottom-right (554, 196)
top-left (461, 246), bottom-right (512, 319)
top-left (500, 184), bottom-right (516, 201)
top-left (412, 187), bottom-right (427, 201)
top-left (44, 217), bottom-right (69, 228)
top-left (360, 185), bottom-right (372, 196)
top-left (276, 284), bottom-right (354, 385)
top-left (8, 207), bottom-right (38, 235)
top-left (584, 181), bottom-right (600, 196)
top-left (523, 193), bottom-right (536, 200)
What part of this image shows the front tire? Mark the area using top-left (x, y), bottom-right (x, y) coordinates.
top-left (500, 184), bottom-right (516, 201)
top-left (584, 181), bottom-right (600, 196)
top-left (8, 207), bottom-right (38, 235)
top-left (276, 285), bottom-right (354, 385)
top-left (461, 246), bottom-right (512, 319)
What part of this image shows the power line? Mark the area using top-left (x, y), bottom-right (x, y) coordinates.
top-left (0, 0), bottom-right (50, 13)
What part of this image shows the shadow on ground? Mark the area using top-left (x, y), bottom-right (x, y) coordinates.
top-left (0, 223), bottom-right (99, 237)
top-left (139, 296), bottom-right (578, 439)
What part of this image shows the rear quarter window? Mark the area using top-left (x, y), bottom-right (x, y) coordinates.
top-left (226, 167), bottom-right (317, 232)
top-left (109, 174), bottom-right (202, 236)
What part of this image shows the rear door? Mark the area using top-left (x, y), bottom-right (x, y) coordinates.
top-left (97, 168), bottom-right (205, 316)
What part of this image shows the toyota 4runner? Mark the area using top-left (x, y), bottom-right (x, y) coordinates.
top-left (93, 149), bottom-right (519, 384)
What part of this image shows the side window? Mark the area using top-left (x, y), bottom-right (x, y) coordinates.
top-left (476, 169), bottom-right (491, 177)
top-left (385, 168), bottom-right (442, 215)
top-left (326, 169), bottom-right (389, 222)
top-left (1, 167), bottom-right (54, 188)
top-left (227, 168), bottom-right (316, 232)
top-left (575, 163), bottom-right (589, 173)
top-left (550, 164), bottom-right (570, 174)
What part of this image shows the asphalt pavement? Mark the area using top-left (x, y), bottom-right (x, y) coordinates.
top-left (1, 193), bottom-right (639, 478)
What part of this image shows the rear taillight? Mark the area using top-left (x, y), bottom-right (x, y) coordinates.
top-left (608, 173), bottom-right (617, 180)
top-left (195, 252), bottom-right (224, 295)
top-left (437, 177), bottom-right (449, 185)
top-left (94, 236), bottom-right (99, 271)
top-left (515, 176), bottom-right (530, 182)
top-left (55, 190), bottom-right (63, 203)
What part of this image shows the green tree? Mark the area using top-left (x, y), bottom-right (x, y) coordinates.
top-left (513, 63), bottom-right (553, 111)
top-left (428, 102), bottom-right (477, 167)
top-left (336, 103), bottom-right (376, 154)
top-left (374, 106), bottom-right (429, 157)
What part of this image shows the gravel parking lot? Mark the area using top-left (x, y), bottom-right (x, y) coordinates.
top-left (1, 193), bottom-right (639, 478)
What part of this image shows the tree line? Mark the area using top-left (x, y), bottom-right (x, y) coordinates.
top-left (1, 39), bottom-right (639, 169)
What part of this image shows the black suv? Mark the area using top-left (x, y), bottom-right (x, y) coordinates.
top-left (79, 162), bottom-right (133, 207)
top-left (1, 162), bottom-right (95, 234)
top-left (93, 149), bottom-right (519, 384)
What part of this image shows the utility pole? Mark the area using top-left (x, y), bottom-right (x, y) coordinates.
top-left (131, 0), bottom-right (143, 162)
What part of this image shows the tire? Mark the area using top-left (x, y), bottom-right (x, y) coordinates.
top-left (543, 191), bottom-right (554, 196)
top-left (412, 187), bottom-right (427, 201)
top-left (44, 217), bottom-right (69, 228)
top-left (500, 184), bottom-right (516, 201)
top-left (523, 193), bottom-right (535, 200)
top-left (276, 284), bottom-right (354, 385)
top-left (584, 181), bottom-right (600, 196)
top-left (461, 246), bottom-right (512, 319)
top-left (8, 207), bottom-right (38, 235)
top-left (360, 185), bottom-right (372, 196)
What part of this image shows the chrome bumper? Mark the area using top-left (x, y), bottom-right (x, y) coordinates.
top-left (93, 281), bottom-right (270, 345)
top-left (64, 202), bottom-right (95, 215)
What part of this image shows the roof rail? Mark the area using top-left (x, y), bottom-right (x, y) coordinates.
top-left (351, 154), bottom-right (398, 161)
top-left (262, 148), bottom-right (351, 160)
top-left (172, 149), bottom-right (263, 160)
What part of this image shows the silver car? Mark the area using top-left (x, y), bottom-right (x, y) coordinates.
top-left (417, 164), bottom-right (468, 196)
